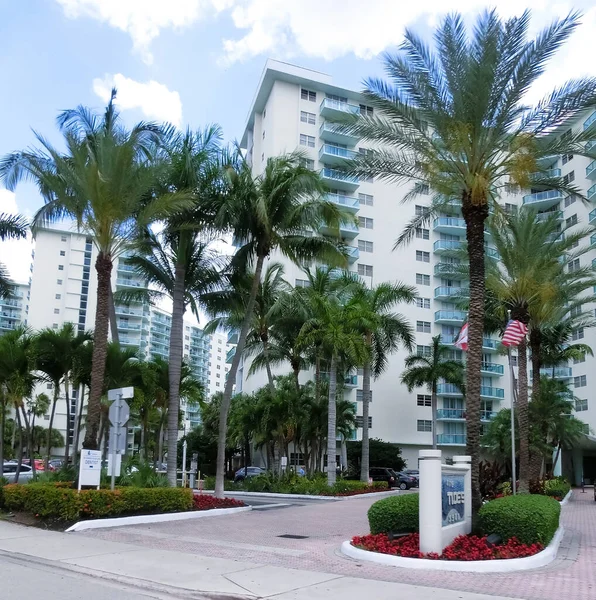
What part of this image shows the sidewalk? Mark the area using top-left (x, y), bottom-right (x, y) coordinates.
top-left (0, 520), bottom-right (516, 600)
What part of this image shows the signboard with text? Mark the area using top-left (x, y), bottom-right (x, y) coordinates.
top-left (441, 472), bottom-right (465, 526)
top-left (79, 449), bottom-right (102, 487)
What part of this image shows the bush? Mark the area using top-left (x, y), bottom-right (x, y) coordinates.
top-left (478, 494), bottom-right (560, 545)
top-left (193, 494), bottom-right (246, 510)
top-left (2, 484), bottom-right (193, 521)
top-left (367, 493), bottom-right (419, 535)
top-left (544, 478), bottom-right (570, 500)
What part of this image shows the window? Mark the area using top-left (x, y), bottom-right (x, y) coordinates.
top-left (415, 205), bottom-right (430, 217)
top-left (300, 158), bottom-right (315, 170)
top-left (290, 452), bottom-right (305, 466)
top-left (562, 171), bottom-right (575, 185)
top-left (568, 258), bottom-right (580, 273)
top-left (504, 203), bottom-right (517, 214)
top-left (565, 214), bottom-right (578, 228)
top-left (218, 339), bottom-right (222, 344)
top-left (263, 108), bottom-right (266, 119)
top-left (216, 373), bottom-right (221, 379)
top-left (301, 88), bottom-right (316, 102)
top-left (300, 111), bottom-right (316, 124)
top-left (61, 235), bottom-right (67, 242)
top-left (570, 305), bottom-right (581, 318)
top-left (358, 147), bottom-right (374, 158)
top-left (217, 365), bottom-right (221, 370)
top-left (57, 279), bottom-right (63, 285)
top-left (574, 354), bottom-right (586, 364)
top-left (561, 129), bottom-right (572, 142)
top-left (358, 193), bottom-right (373, 206)
top-left (358, 264), bottom-right (373, 277)
top-left (218, 348), bottom-right (222, 353)
top-left (417, 394), bottom-right (432, 407)
top-left (358, 216), bottom-right (373, 229)
top-left (262, 130), bottom-right (265, 139)
top-left (416, 250), bottom-right (430, 263)
top-left (416, 273), bottom-right (430, 286)
top-left (59, 250), bottom-right (65, 256)
top-left (361, 174), bottom-right (374, 184)
top-left (356, 389), bottom-right (373, 402)
top-left (58, 265), bottom-right (64, 271)
top-left (295, 278), bottom-right (310, 288)
top-left (574, 375), bottom-right (587, 388)
top-left (360, 104), bottom-right (373, 117)
top-left (417, 420), bottom-right (432, 432)
top-left (358, 239), bottom-right (373, 253)
top-left (55, 294), bottom-right (61, 299)
top-left (570, 239), bottom-right (579, 249)
top-left (356, 416), bottom-right (373, 428)
top-left (261, 152), bottom-right (264, 162)
top-left (46, 383), bottom-right (52, 390)
top-left (416, 298), bottom-right (431, 309)
top-left (572, 328), bottom-right (585, 341)
top-left (54, 308), bottom-right (60, 314)
top-left (416, 228), bottom-right (430, 240)
top-left (416, 321), bottom-right (431, 333)
top-left (216, 382), bottom-right (220, 387)
top-left (416, 183), bottom-right (430, 195)
top-left (417, 345), bottom-right (431, 356)
top-left (504, 183), bottom-right (517, 195)
top-left (562, 153), bottom-right (573, 165)
top-left (52, 323), bottom-right (58, 329)
top-left (299, 134), bottom-right (315, 148)
top-left (564, 195), bottom-right (576, 207)
top-left (575, 398), bottom-right (588, 412)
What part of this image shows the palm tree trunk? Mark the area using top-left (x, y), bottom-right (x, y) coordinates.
top-left (15, 407), bottom-right (23, 483)
top-left (73, 385), bottom-right (86, 458)
top-left (262, 336), bottom-right (275, 392)
top-left (517, 337), bottom-right (530, 493)
top-left (22, 406), bottom-right (36, 478)
top-left (462, 199), bottom-right (489, 518)
top-left (431, 382), bottom-right (438, 450)
top-left (83, 252), bottom-right (112, 450)
top-left (108, 285), bottom-right (119, 345)
top-left (166, 259), bottom-right (186, 487)
top-left (158, 419), bottom-right (165, 463)
top-left (215, 254), bottom-right (265, 498)
top-left (0, 391), bottom-right (5, 477)
top-left (340, 437), bottom-right (347, 472)
top-left (327, 354), bottom-right (338, 487)
top-left (529, 327), bottom-right (541, 398)
top-left (45, 386), bottom-right (59, 469)
top-left (63, 378), bottom-right (71, 465)
top-left (360, 351), bottom-right (372, 482)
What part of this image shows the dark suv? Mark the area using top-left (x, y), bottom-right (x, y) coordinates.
top-left (369, 467), bottom-right (397, 487)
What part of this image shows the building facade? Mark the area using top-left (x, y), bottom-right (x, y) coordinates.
top-left (238, 60), bottom-right (596, 483)
top-left (0, 281), bottom-right (29, 335)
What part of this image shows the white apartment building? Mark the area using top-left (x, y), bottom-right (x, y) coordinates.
top-left (0, 281), bottom-right (29, 336)
top-left (238, 59), bottom-right (596, 484)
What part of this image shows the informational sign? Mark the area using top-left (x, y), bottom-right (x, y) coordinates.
top-left (441, 473), bottom-right (465, 526)
top-left (79, 449), bottom-right (102, 487)
top-left (281, 456), bottom-right (288, 468)
top-left (107, 453), bottom-right (122, 477)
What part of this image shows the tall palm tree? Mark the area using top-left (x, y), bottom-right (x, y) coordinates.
top-left (345, 10), bottom-right (596, 513)
top-left (0, 213), bottom-right (28, 296)
top-left (205, 153), bottom-right (349, 497)
top-left (401, 335), bottom-right (464, 449)
top-left (0, 91), bottom-right (181, 450)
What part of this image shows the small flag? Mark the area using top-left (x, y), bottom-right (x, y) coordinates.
top-left (454, 323), bottom-right (468, 351)
top-left (501, 320), bottom-right (528, 347)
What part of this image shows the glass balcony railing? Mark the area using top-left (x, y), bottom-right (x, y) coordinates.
top-left (319, 144), bottom-right (358, 160)
top-left (522, 190), bottom-right (563, 206)
top-left (535, 210), bottom-right (562, 223)
top-left (530, 168), bottom-right (561, 180)
top-left (434, 262), bottom-right (465, 277)
top-left (587, 161), bottom-right (596, 179)
top-left (437, 409), bottom-right (497, 421)
top-left (327, 193), bottom-right (359, 209)
top-left (480, 386), bottom-right (505, 399)
top-left (437, 434), bottom-right (467, 445)
top-left (434, 286), bottom-right (468, 299)
top-left (320, 167), bottom-right (359, 185)
top-left (481, 362), bottom-right (504, 375)
top-left (535, 367), bottom-right (572, 379)
top-left (589, 184), bottom-right (596, 200)
top-left (117, 263), bottom-right (136, 273)
top-left (320, 98), bottom-right (360, 115)
top-left (433, 240), bottom-right (461, 252)
top-left (434, 217), bottom-right (466, 229)
top-left (437, 383), bottom-right (463, 395)
top-left (434, 310), bottom-right (467, 322)
top-left (584, 111), bottom-right (596, 130)
top-left (590, 209), bottom-right (596, 224)
top-left (116, 278), bottom-right (144, 288)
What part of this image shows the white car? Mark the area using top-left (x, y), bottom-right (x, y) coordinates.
top-left (2, 462), bottom-right (34, 484)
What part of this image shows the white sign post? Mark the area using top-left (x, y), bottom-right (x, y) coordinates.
top-left (78, 449), bottom-right (102, 490)
top-left (107, 387), bottom-right (133, 491)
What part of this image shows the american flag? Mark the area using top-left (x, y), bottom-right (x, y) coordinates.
top-left (501, 320), bottom-right (528, 347)
top-left (454, 323), bottom-right (468, 351)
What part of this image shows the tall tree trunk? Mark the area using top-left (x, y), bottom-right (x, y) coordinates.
top-left (462, 199), bottom-right (489, 518)
top-left (83, 252), bottom-right (112, 449)
top-left (262, 335), bottom-right (275, 391)
top-left (431, 382), bottom-right (438, 450)
top-left (167, 259), bottom-right (186, 487)
top-left (22, 406), bottom-right (35, 478)
top-left (340, 437), bottom-right (347, 472)
top-left (15, 407), bottom-right (23, 484)
top-left (0, 391), bottom-right (4, 478)
top-left (292, 361), bottom-right (300, 391)
top-left (63, 378), bottom-right (71, 465)
top-left (158, 419), bottom-right (165, 463)
top-left (45, 386), bottom-right (59, 469)
top-left (517, 337), bottom-right (530, 493)
top-left (73, 385), bottom-right (86, 459)
top-left (529, 327), bottom-right (543, 481)
top-left (215, 254), bottom-right (265, 498)
top-left (108, 285), bottom-right (119, 345)
top-left (101, 416), bottom-right (110, 464)
top-left (327, 354), bottom-right (338, 487)
top-left (360, 347), bottom-right (372, 482)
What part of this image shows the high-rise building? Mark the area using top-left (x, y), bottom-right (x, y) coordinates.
top-left (0, 281), bottom-right (29, 335)
top-left (238, 59), bottom-right (596, 484)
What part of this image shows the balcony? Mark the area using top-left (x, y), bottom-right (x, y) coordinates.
top-left (318, 144), bottom-right (358, 166)
top-left (434, 310), bottom-right (466, 324)
top-left (481, 338), bottom-right (499, 352)
top-left (434, 286), bottom-right (467, 301)
top-left (437, 409), bottom-right (497, 422)
top-left (433, 217), bottom-right (466, 235)
top-left (344, 374), bottom-right (358, 388)
top-left (591, 234), bottom-right (596, 247)
top-left (437, 383), bottom-right (463, 396)
top-left (535, 210), bottom-right (562, 223)
top-left (586, 140), bottom-right (596, 152)
top-left (536, 155), bottom-right (559, 169)
top-left (590, 209), bottom-right (596, 225)
top-left (226, 347), bottom-right (236, 364)
top-left (480, 386), bottom-right (505, 399)
top-left (481, 362), bottom-right (504, 376)
top-left (117, 322), bottom-right (142, 331)
top-left (587, 161), bottom-right (596, 180)
top-left (320, 167), bottom-right (359, 191)
top-left (319, 121), bottom-right (359, 146)
top-left (320, 98), bottom-right (360, 118)
top-left (227, 330), bottom-right (238, 344)
top-left (116, 278), bottom-right (144, 288)
top-left (584, 111), bottom-right (596, 130)
top-left (321, 220), bottom-right (359, 239)
top-left (0, 298), bottom-right (22, 308)
top-left (522, 190), bottom-right (564, 210)
top-left (433, 239), bottom-right (461, 254)
top-left (434, 262), bottom-right (466, 279)
top-left (346, 246), bottom-right (359, 263)
top-left (117, 263), bottom-right (136, 273)
top-left (0, 319), bottom-right (18, 331)
top-left (437, 434), bottom-right (467, 446)
top-left (533, 367), bottom-right (573, 379)
top-left (530, 168), bottom-right (561, 181)
top-left (327, 193), bottom-right (360, 212)
top-left (115, 307), bottom-right (144, 317)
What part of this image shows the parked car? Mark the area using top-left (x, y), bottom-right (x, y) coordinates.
top-left (2, 462), bottom-right (34, 484)
top-left (234, 466), bottom-right (266, 482)
top-left (395, 471), bottom-right (417, 490)
top-left (369, 467), bottom-right (399, 487)
top-left (404, 469), bottom-right (419, 487)
top-left (48, 459), bottom-right (65, 471)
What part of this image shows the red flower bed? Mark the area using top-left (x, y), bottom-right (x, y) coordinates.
top-left (351, 533), bottom-right (543, 561)
top-left (192, 494), bottom-right (246, 511)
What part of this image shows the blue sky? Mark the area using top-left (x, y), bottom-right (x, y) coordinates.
top-left (2, 0), bottom-right (596, 283)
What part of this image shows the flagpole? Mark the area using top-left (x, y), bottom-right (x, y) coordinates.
top-left (507, 310), bottom-right (517, 495)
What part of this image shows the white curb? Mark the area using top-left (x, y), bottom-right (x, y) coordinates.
top-left (66, 506), bottom-right (252, 533)
top-left (196, 489), bottom-right (401, 501)
top-left (341, 526), bottom-right (564, 573)
top-left (560, 489), bottom-right (572, 506)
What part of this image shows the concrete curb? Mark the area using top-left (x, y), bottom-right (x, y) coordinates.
top-left (560, 489), bottom-right (572, 506)
top-left (340, 526), bottom-right (564, 573)
top-left (197, 489), bottom-right (402, 501)
top-left (65, 506), bottom-right (252, 533)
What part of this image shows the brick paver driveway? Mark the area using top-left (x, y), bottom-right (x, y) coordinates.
top-left (82, 489), bottom-right (595, 600)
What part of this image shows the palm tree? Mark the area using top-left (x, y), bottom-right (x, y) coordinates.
top-left (345, 10), bottom-right (596, 513)
top-left (0, 91), bottom-right (178, 451)
top-left (206, 153), bottom-right (349, 497)
top-left (345, 279), bottom-right (415, 481)
top-left (401, 335), bottom-right (464, 449)
top-left (0, 213), bottom-right (28, 296)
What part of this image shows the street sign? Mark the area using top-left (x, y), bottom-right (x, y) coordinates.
top-left (108, 397), bottom-right (130, 427)
top-left (107, 386), bottom-right (134, 401)
top-left (108, 425), bottom-right (127, 453)
top-left (78, 449), bottom-right (101, 489)
top-left (107, 453), bottom-right (122, 477)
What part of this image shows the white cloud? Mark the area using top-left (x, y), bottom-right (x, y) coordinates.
top-left (0, 189), bottom-right (32, 285)
top-left (93, 73), bottom-right (183, 126)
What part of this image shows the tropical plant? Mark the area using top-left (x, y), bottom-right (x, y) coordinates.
top-left (344, 9), bottom-right (596, 514)
top-left (0, 91), bottom-right (181, 451)
top-left (0, 213), bottom-right (28, 296)
top-left (401, 335), bottom-right (464, 449)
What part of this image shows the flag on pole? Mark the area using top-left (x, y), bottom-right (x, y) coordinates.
top-left (454, 323), bottom-right (468, 351)
top-left (501, 320), bottom-right (528, 347)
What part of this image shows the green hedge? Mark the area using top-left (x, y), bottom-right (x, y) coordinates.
top-left (242, 474), bottom-right (387, 495)
top-left (2, 484), bottom-right (193, 521)
top-left (367, 493), bottom-right (419, 535)
top-left (543, 478), bottom-right (570, 500)
top-left (478, 494), bottom-right (560, 545)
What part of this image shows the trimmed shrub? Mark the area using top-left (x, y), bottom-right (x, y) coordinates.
top-left (243, 473), bottom-right (387, 496)
top-left (2, 484), bottom-right (193, 521)
top-left (367, 493), bottom-right (419, 535)
top-left (478, 494), bottom-right (560, 545)
top-left (544, 478), bottom-right (570, 500)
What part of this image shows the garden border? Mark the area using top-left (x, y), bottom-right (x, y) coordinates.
top-left (340, 526), bottom-right (564, 572)
top-left (66, 506), bottom-right (252, 533)
top-left (198, 489), bottom-right (402, 501)
top-left (560, 489), bottom-right (572, 506)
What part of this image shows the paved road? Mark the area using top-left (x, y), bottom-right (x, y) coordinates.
top-left (82, 489), bottom-right (596, 600)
